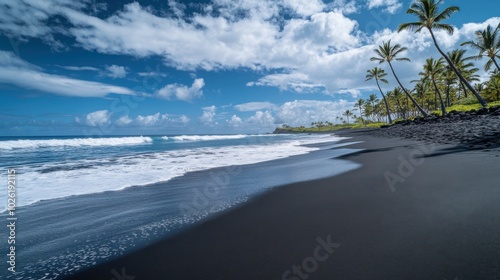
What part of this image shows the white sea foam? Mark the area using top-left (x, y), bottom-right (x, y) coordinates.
top-left (0, 136), bottom-right (153, 150)
top-left (0, 135), bottom-right (342, 210)
top-left (168, 134), bottom-right (252, 141)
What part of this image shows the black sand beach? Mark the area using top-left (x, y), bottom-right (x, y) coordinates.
top-left (67, 133), bottom-right (500, 280)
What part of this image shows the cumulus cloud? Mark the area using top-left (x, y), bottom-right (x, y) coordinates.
top-left (115, 113), bottom-right (190, 127)
top-left (247, 110), bottom-right (276, 128)
top-left (116, 115), bottom-right (133, 126)
top-left (1, 0), bottom-right (498, 98)
top-left (276, 100), bottom-right (353, 126)
top-left (226, 115), bottom-right (243, 126)
top-left (136, 113), bottom-right (161, 126)
top-left (156, 78), bottom-right (205, 101)
top-left (0, 51), bottom-right (135, 97)
top-left (234, 102), bottom-right (277, 112)
top-left (367, 0), bottom-right (402, 14)
top-left (105, 65), bottom-right (128, 78)
top-left (177, 115), bottom-right (190, 124)
top-left (199, 105), bottom-right (217, 125)
top-left (86, 110), bottom-right (110, 126)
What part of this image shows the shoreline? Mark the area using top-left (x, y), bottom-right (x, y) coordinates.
top-left (2, 135), bottom-right (358, 280)
top-left (67, 132), bottom-right (500, 279)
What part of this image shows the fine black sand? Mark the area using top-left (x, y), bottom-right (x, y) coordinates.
top-left (67, 134), bottom-right (500, 280)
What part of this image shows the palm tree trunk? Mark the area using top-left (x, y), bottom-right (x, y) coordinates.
top-left (432, 78), bottom-right (446, 116)
top-left (460, 81), bottom-right (468, 98)
top-left (375, 79), bottom-right (393, 124)
top-left (446, 84), bottom-right (451, 107)
top-left (434, 90), bottom-right (437, 109)
top-left (396, 98), bottom-right (406, 120)
top-left (358, 105), bottom-right (366, 126)
top-left (387, 62), bottom-right (428, 117)
top-left (492, 58), bottom-right (500, 72)
top-left (428, 28), bottom-right (488, 107)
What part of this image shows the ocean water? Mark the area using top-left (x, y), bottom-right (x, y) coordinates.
top-left (0, 134), bottom-right (361, 279)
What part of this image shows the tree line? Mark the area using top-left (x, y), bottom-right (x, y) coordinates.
top-left (349, 0), bottom-right (499, 124)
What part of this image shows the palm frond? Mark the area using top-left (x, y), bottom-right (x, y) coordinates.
top-left (434, 6), bottom-right (459, 22)
top-left (397, 22), bottom-right (424, 33)
top-left (432, 23), bottom-right (454, 35)
top-left (484, 59), bottom-right (495, 71)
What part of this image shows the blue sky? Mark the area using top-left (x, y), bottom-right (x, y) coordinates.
top-left (0, 0), bottom-right (499, 136)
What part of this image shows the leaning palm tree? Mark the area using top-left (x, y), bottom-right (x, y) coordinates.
top-left (420, 57), bottom-right (447, 115)
top-left (461, 24), bottom-right (500, 72)
top-left (365, 67), bottom-right (393, 123)
top-left (371, 40), bottom-right (428, 117)
top-left (397, 0), bottom-right (488, 107)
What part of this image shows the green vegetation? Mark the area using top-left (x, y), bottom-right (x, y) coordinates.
top-left (362, 0), bottom-right (499, 122)
top-left (276, 122), bottom-right (386, 133)
top-left (431, 101), bottom-right (500, 116)
top-left (275, 1), bottom-right (499, 134)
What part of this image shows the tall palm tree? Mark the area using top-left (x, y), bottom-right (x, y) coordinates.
top-left (397, 0), bottom-right (488, 107)
top-left (365, 67), bottom-right (393, 123)
top-left (442, 67), bottom-right (456, 106)
top-left (419, 57), bottom-right (447, 115)
top-left (343, 110), bottom-right (353, 124)
top-left (391, 87), bottom-right (407, 120)
top-left (461, 24), bottom-right (500, 72)
top-left (371, 40), bottom-right (428, 117)
top-left (355, 99), bottom-right (366, 126)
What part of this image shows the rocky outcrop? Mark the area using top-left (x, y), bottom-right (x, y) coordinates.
top-left (368, 106), bottom-right (500, 150)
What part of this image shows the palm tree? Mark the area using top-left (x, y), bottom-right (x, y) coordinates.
top-left (461, 24), bottom-right (500, 72)
top-left (397, 0), bottom-right (488, 107)
top-left (365, 67), bottom-right (393, 123)
top-left (442, 67), bottom-right (456, 106)
top-left (343, 110), bottom-right (353, 124)
top-left (371, 41), bottom-right (428, 117)
top-left (420, 57), bottom-right (447, 115)
top-left (448, 49), bottom-right (480, 99)
top-left (390, 87), bottom-right (407, 120)
top-left (484, 74), bottom-right (500, 101)
top-left (355, 99), bottom-right (366, 126)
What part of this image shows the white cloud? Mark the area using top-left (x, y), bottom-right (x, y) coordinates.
top-left (199, 105), bottom-right (217, 125)
top-left (0, 51), bottom-right (134, 97)
top-left (367, 0), bottom-right (402, 14)
top-left (276, 100), bottom-right (353, 126)
top-left (105, 65), bottom-right (127, 78)
top-left (59, 65), bottom-right (100, 71)
top-left (116, 115), bottom-right (133, 126)
top-left (177, 115), bottom-right (190, 124)
top-left (281, 0), bottom-right (325, 17)
top-left (234, 102), bottom-right (277, 112)
top-left (1, 1), bottom-right (498, 99)
top-left (156, 78), bottom-right (205, 101)
top-left (86, 110), bottom-right (110, 126)
top-left (136, 113), bottom-right (161, 126)
top-left (247, 72), bottom-right (325, 93)
top-left (226, 115), bottom-right (242, 126)
top-left (114, 113), bottom-right (190, 127)
top-left (247, 110), bottom-right (275, 128)
top-left (138, 72), bottom-right (168, 77)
